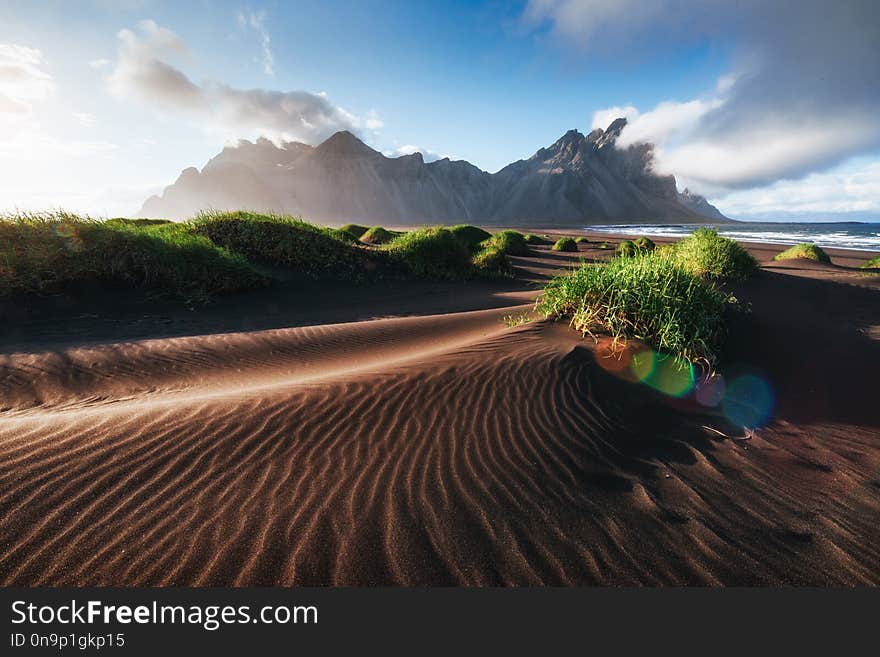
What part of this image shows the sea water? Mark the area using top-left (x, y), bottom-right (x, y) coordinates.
top-left (585, 222), bottom-right (880, 251)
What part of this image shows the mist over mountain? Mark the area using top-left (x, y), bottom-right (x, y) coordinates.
top-left (139, 118), bottom-right (727, 225)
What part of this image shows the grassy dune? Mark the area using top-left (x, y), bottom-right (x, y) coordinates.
top-left (773, 243), bottom-right (832, 264)
top-left (0, 212), bottom-right (523, 297)
top-left (539, 229), bottom-right (755, 367)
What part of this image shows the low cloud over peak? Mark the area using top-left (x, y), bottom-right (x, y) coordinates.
top-left (530, 0), bottom-right (880, 191)
top-left (107, 19), bottom-right (370, 145)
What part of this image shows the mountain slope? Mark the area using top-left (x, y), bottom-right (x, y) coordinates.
top-left (139, 119), bottom-right (728, 224)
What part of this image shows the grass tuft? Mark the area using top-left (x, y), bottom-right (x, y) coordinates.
top-left (339, 223), bottom-right (368, 239)
top-left (616, 240), bottom-right (637, 257)
top-left (449, 224), bottom-right (492, 251)
top-left (551, 237), bottom-right (578, 252)
top-left (672, 228), bottom-right (757, 281)
top-left (537, 250), bottom-right (733, 368)
top-left (633, 236), bottom-right (656, 251)
top-left (575, 236), bottom-right (589, 244)
top-left (524, 234), bottom-right (552, 245)
top-left (862, 255), bottom-right (880, 269)
top-left (773, 243), bottom-right (831, 264)
top-left (359, 226), bottom-right (398, 245)
top-left (483, 230), bottom-right (530, 256)
top-left (385, 227), bottom-right (474, 279)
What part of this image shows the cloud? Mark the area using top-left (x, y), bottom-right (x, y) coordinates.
top-left (89, 58), bottom-right (111, 69)
top-left (0, 43), bottom-right (55, 116)
top-left (714, 158), bottom-right (880, 219)
top-left (107, 20), bottom-right (362, 144)
top-left (386, 144), bottom-right (445, 162)
top-left (73, 111), bottom-right (97, 126)
top-left (237, 10), bottom-right (275, 76)
top-left (365, 109), bottom-right (384, 131)
top-left (526, 1), bottom-right (880, 190)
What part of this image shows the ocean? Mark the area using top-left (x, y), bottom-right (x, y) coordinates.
top-left (584, 222), bottom-right (880, 251)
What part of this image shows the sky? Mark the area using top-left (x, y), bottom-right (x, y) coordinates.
top-left (0, 0), bottom-right (877, 220)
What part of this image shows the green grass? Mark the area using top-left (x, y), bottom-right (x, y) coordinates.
top-left (551, 237), bottom-right (578, 252)
top-left (524, 234), bottom-right (552, 245)
top-left (598, 242), bottom-right (611, 250)
top-left (617, 236), bottom-right (657, 258)
top-left (616, 240), bottom-right (637, 257)
top-left (105, 218), bottom-right (173, 227)
top-left (483, 230), bottom-right (531, 256)
top-left (191, 211), bottom-right (385, 281)
top-left (503, 312), bottom-right (532, 327)
top-left (472, 243), bottom-right (513, 278)
top-left (634, 236), bottom-right (656, 251)
top-left (327, 228), bottom-right (359, 243)
top-left (449, 224), bottom-right (492, 250)
top-left (359, 226), bottom-right (397, 245)
top-left (340, 223), bottom-right (368, 239)
top-left (773, 243), bottom-right (831, 264)
top-left (862, 255), bottom-right (880, 269)
top-left (0, 212), bottom-right (264, 299)
top-left (384, 227), bottom-right (474, 279)
top-left (538, 250), bottom-right (731, 367)
top-left (672, 228), bottom-right (758, 281)
top-left (575, 236), bottom-right (589, 244)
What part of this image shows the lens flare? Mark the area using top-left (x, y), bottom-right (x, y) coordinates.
top-left (646, 355), bottom-right (695, 397)
top-left (695, 374), bottom-right (725, 407)
top-left (630, 349), bottom-right (655, 382)
top-left (723, 374), bottom-right (774, 428)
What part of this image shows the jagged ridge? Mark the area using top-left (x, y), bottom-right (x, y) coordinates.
top-left (139, 119), bottom-right (728, 225)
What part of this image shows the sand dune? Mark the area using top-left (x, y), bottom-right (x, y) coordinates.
top-left (0, 242), bottom-right (878, 586)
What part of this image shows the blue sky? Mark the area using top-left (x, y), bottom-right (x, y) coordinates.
top-left (0, 0), bottom-right (877, 219)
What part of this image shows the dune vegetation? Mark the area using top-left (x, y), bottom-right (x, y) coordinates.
top-left (523, 233), bottom-right (551, 245)
top-left (862, 255), bottom-right (880, 269)
top-left (538, 229), bottom-right (759, 367)
top-left (670, 228), bottom-right (758, 281)
top-left (575, 236), bottom-right (589, 244)
top-left (551, 237), bottom-right (578, 252)
top-left (0, 212), bottom-right (264, 299)
top-left (0, 211), bottom-right (520, 297)
top-left (384, 227), bottom-right (475, 279)
top-left (339, 223), bottom-right (368, 239)
top-left (633, 236), bottom-right (655, 251)
top-left (773, 243), bottom-right (832, 264)
top-left (359, 225), bottom-right (398, 245)
top-left (449, 224), bottom-right (492, 250)
top-left (191, 211), bottom-right (385, 281)
top-left (483, 230), bottom-right (531, 256)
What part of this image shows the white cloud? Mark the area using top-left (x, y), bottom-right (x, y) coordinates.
top-left (89, 58), bottom-right (111, 69)
top-left (0, 43), bottom-right (55, 116)
top-left (73, 111), bottom-right (97, 127)
top-left (527, 1), bottom-right (880, 191)
top-left (365, 109), bottom-right (384, 131)
top-left (237, 10), bottom-right (275, 76)
top-left (713, 158), bottom-right (880, 218)
top-left (107, 19), bottom-right (360, 144)
top-left (385, 144), bottom-right (446, 162)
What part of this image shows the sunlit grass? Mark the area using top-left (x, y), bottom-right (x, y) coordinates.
top-left (537, 249), bottom-right (734, 368)
top-left (773, 243), bottom-right (831, 264)
top-left (551, 237), bottom-right (578, 252)
top-left (673, 228), bottom-right (757, 281)
top-left (0, 211), bottom-right (264, 299)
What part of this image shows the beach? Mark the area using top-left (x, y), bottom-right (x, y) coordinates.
top-left (1, 234), bottom-right (878, 586)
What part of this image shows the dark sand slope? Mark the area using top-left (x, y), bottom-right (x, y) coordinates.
top-left (0, 245), bottom-right (878, 586)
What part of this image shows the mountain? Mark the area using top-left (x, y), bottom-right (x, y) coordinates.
top-left (138, 119), bottom-right (729, 224)
top-left (677, 188), bottom-right (727, 221)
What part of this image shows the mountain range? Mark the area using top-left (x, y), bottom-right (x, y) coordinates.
top-left (138, 118), bottom-right (728, 225)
